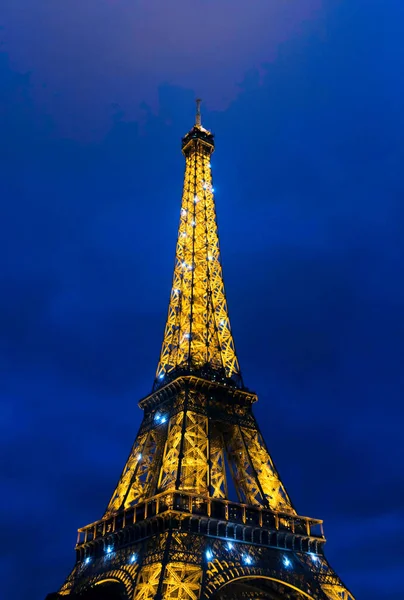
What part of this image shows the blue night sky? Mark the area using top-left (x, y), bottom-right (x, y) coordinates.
top-left (1, 1), bottom-right (403, 598)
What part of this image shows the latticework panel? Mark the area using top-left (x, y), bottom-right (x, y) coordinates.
top-left (125, 428), bottom-right (163, 506)
top-left (225, 425), bottom-right (265, 506)
top-left (180, 411), bottom-right (209, 493)
top-left (240, 426), bottom-right (294, 513)
top-left (209, 427), bottom-right (228, 499)
top-left (156, 409), bottom-right (210, 495)
top-left (162, 563), bottom-right (203, 600)
top-left (158, 411), bottom-right (184, 491)
top-left (105, 431), bottom-right (149, 516)
top-left (105, 423), bottom-right (168, 517)
top-left (133, 563), bottom-right (162, 600)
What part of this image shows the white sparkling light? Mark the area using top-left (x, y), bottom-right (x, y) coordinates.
top-left (243, 554), bottom-right (253, 565)
top-left (226, 542), bottom-right (234, 550)
top-left (85, 557), bottom-right (91, 565)
top-left (130, 554), bottom-right (137, 564)
top-left (137, 453), bottom-right (142, 461)
top-left (283, 556), bottom-right (291, 568)
top-left (205, 549), bottom-right (213, 561)
top-left (106, 546), bottom-right (113, 554)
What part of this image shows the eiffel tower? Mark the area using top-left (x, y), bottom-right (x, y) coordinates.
top-left (47, 101), bottom-right (355, 600)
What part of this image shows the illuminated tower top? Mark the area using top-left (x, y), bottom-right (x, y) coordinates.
top-left (155, 100), bottom-right (242, 389)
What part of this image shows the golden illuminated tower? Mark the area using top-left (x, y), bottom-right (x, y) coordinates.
top-left (47, 102), bottom-right (355, 600)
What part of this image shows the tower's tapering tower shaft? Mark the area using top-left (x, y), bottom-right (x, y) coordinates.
top-left (47, 104), bottom-right (355, 600)
top-left (155, 101), bottom-right (241, 389)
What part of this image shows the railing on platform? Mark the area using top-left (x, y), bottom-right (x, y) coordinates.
top-left (76, 492), bottom-right (324, 546)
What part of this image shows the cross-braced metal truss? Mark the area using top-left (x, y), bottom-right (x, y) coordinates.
top-left (105, 428), bottom-right (164, 517)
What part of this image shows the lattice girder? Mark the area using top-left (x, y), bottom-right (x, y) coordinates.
top-left (209, 426), bottom-right (228, 499)
top-left (240, 426), bottom-right (294, 513)
top-left (158, 411), bottom-right (184, 492)
top-left (105, 432), bottom-right (149, 517)
top-left (180, 411), bottom-right (209, 493)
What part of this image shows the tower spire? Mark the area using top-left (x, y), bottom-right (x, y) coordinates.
top-left (195, 98), bottom-right (202, 127)
top-left (155, 107), bottom-right (242, 389)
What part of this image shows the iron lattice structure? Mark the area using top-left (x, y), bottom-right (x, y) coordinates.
top-left (46, 103), bottom-right (355, 600)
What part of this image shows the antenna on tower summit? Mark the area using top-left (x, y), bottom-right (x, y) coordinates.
top-left (196, 98), bottom-right (202, 127)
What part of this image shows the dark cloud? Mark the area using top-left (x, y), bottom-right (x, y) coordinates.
top-left (1, 0), bottom-right (321, 135)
